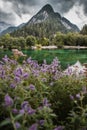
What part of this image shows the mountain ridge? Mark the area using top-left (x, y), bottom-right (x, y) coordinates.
top-left (0, 23), bottom-right (25, 36)
top-left (0, 4), bottom-right (79, 37)
top-left (0, 21), bottom-right (11, 33)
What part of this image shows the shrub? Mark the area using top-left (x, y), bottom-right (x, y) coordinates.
top-left (0, 55), bottom-right (86, 130)
top-left (0, 56), bottom-right (62, 130)
top-left (48, 76), bottom-right (86, 125)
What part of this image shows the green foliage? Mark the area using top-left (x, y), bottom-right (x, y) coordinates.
top-left (0, 57), bottom-right (58, 130)
top-left (64, 32), bottom-right (77, 46)
top-left (48, 76), bottom-right (86, 125)
top-left (11, 17), bottom-right (68, 38)
top-left (26, 35), bottom-right (37, 47)
top-left (53, 32), bottom-right (64, 48)
top-left (38, 37), bottom-right (49, 46)
top-left (1, 30), bottom-right (87, 50)
top-left (67, 87), bottom-right (87, 130)
top-left (35, 44), bottom-right (42, 50)
top-left (0, 34), bottom-right (26, 50)
top-left (80, 24), bottom-right (87, 35)
top-left (0, 56), bottom-right (86, 129)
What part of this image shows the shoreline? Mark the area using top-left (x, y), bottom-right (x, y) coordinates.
top-left (32, 45), bottom-right (87, 50)
top-left (63, 45), bottom-right (87, 49)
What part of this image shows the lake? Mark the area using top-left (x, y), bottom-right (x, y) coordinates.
top-left (0, 49), bottom-right (87, 69)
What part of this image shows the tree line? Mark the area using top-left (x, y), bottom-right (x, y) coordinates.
top-left (0, 24), bottom-right (87, 50)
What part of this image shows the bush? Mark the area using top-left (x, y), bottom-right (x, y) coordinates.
top-left (0, 56), bottom-right (86, 130)
top-left (48, 76), bottom-right (86, 125)
top-left (0, 56), bottom-right (62, 130)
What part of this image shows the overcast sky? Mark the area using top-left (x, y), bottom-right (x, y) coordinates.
top-left (0, 0), bottom-right (87, 29)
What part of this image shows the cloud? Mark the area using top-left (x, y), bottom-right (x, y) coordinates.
top-left (49, 0), bottom-right (87, 15)
top-left (0, 0), bottom-right (87, 28)
top-left (64, 3), bottom-right (87, 29)
top-left (0, 0), bottom-right (45, 25)
top-left (49, 0), bottom-right (76, 13)
top-left (0, 11), bottom-right (13, 22)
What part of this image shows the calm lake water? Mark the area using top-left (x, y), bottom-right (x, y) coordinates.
top-left (0, 49), bottom-right (87, 69)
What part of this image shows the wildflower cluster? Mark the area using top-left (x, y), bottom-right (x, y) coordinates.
top-left (0, 55), bottom-right (63, 130)
top-left (0, 55), bottom-right (86, 130)
top-left (69, 87), bottom-right (87, 130)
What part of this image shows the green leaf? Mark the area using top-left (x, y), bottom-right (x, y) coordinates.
top-left (50, 113), bottom-right (56, 117)
top-left (14, 114), bottom-right (23, 121)
top-left (0, 119), bottom-right (11, 127)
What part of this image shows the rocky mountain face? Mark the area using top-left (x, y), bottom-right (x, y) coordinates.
top-left (0, 4), bottom-right (79, 36)
top-left (28, 4), bottom-right (55, 24)
top-left (0, 21), bottom-right (11, 33)
top-left (0, 23), bottom-right (25, 36)
top-left (27, 4), bottom-right (79, 32)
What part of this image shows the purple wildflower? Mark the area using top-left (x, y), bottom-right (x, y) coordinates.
top-left (76, 93), bottom-right (81, 99)
top-left (23, 73), bottom-right (29, 79)
top-left (37, 106), bottom-right (43, 110)
top-left (15, 122), bottom-right (21, 129)
top-left (14, 68), bottom-right (23, 77)
top-left (27, 107), bottom-right (36, 115)
top-left (10, 59), bottom-right (17, 65)
top-left (29, 84), bottom-right (35, 91)
top-left (28, 123), bottom-right (38, 130)
top-left (14, 76), bottom-right (20, 83)
top-left (32, 70), bottom-right (39, 77)
top-left (41, 68), bottom-right (48, 73)
top-left (17, 68), bottom-right (23, 75)
top-left (41, 78), bottom-right (47, 82)
top-left (0, 64), bottom-right (3, 69)
top-left (2, 55), bottom-right (9, 63)
top-left (39, 120), bottom-right (45, 126)
top-left (1, 70), bottom-right (5, 78)
top-left (10, 83), bottom-right (16, 88)
top-left (4, 94), bottom-right (13, 107)
top-left (12, 109), bottom-right (18, 114)
top-left (70, 95), bottom-right (74, 100)
top-left (19, 109), bottom-right (25, 115)
top-left (79, 70), bottom-right (83, 75)
top-left (21, 101), bottom-right (29, 110)
top-left (43, 98), bottom-right (51, 107)
top-left (27, 57), bottom-right (32, 64)
top-left (21, 101), bottom-right (36, 114)
top-left (67, 67), bottom-right (72, 75)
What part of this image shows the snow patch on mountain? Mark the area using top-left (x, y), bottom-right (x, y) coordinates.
top-left (62, 21), bottom-right (72, 29)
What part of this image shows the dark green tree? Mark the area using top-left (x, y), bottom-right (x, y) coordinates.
top-left (26, 35), bottom-right (37, 47)
top-left (80, 24), bottom-right (87, 35)
top-left (53, 32), bottom-right (64, 48)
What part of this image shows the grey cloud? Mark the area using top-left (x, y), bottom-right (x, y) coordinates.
top-left (2, 0), bottom-right (41, 17)
top-left (1, 0), bottom-right (87, 17)
top-left (49, 0), bottom-right (87, 15)
top-left (0, 10), bottom-right (15, 24)
top-left (0, 0), bottom-right (40, 25)
top-left (76, 10), bottom-right (82, 20)
top-left (49, 0), bottom-right (76, 13)
top-left (3, 0), bottom-right (37, 6)
top-left (79, 0), bottom-right (87, 14)
top-left (0, 0), bottom-right (87, 28)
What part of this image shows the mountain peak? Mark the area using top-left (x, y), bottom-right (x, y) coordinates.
top-left (1, 4), bottom-right (79, 36)
top-left (28, 4), bottom-right (54, 24)
top-left (27, 4), bottom-right (54, 24)
top-left (42, 4), bottom-right (54, 13)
